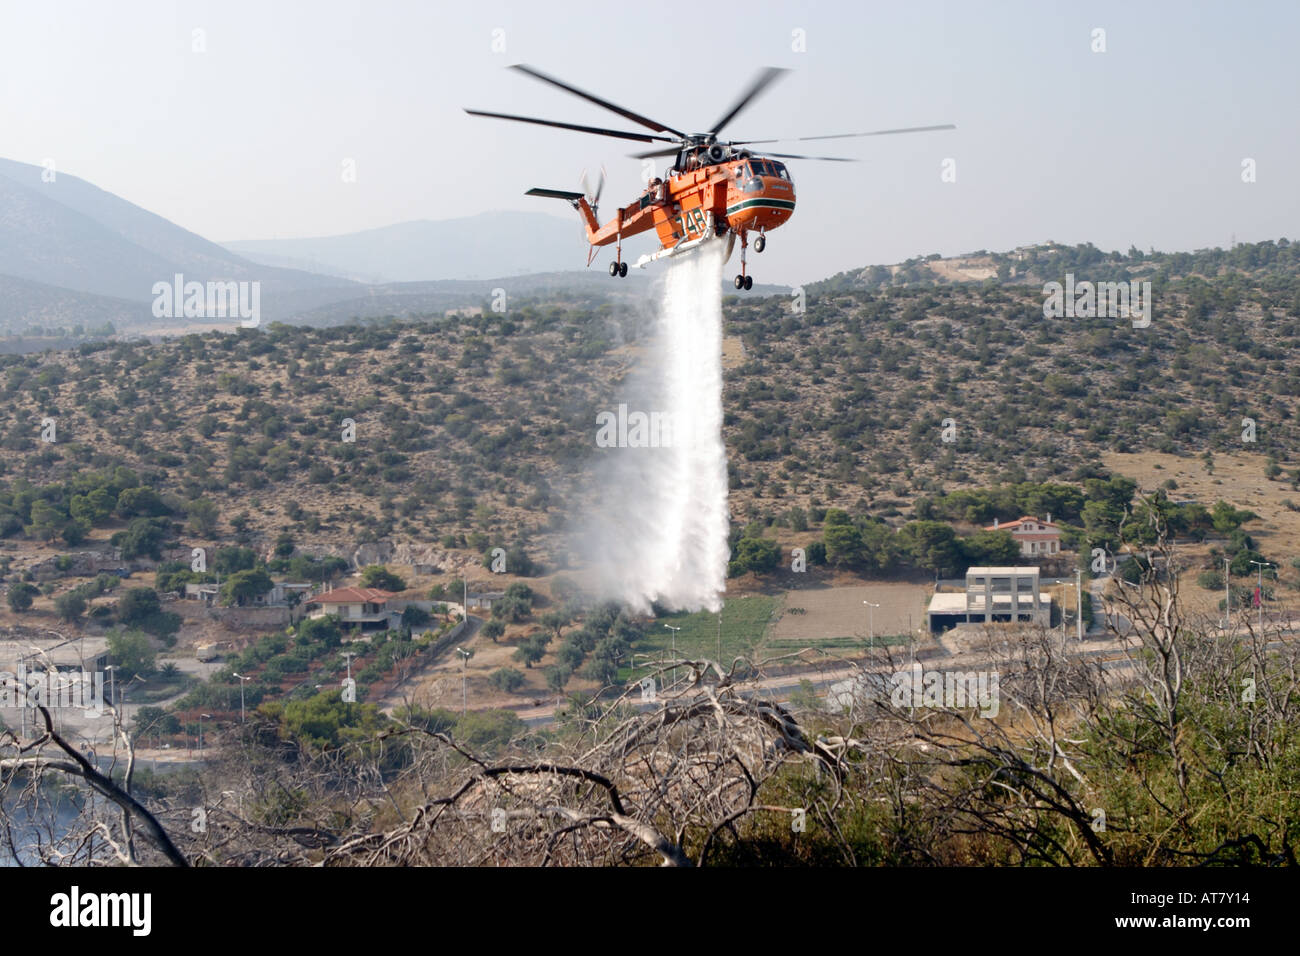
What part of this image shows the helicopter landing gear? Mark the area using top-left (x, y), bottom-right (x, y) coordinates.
top-left (734, 232), bottom-right (754, 290)
top-left (609, 232), bottom-right (628, 277)
top-left (754, 233), bottom-right (766, 253)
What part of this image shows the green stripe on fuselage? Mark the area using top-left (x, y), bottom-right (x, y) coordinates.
top-left (725, 198), bottom-right (796, 215)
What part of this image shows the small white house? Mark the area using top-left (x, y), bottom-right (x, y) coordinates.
top-left (306, 587), bottom-right (395, 626)
top-left (466, 591), bottom-right (505, 611)
top-left (987, 516), bottom-right (1063, 557)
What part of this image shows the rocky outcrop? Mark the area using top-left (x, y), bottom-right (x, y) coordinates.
top-left (351, 542), bottom-right (477, 575)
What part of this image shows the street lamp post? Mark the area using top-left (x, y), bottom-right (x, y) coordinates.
top-left (663, 625), bottom-right (681, 690)
top-left (198, 713), bottom-right (212, 753)
top-left (119, 673), bottom-right (146, 734)
top-left (862, 601), bottom-right (880, 642)
top-left (456, 647), bottom-right (471, 716)
top-left (232, 673), bottom-right (251, 723)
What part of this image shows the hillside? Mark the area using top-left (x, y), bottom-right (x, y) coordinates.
top-left (729, 239), bottom-right (1300, 510)
top-left (0, 239), bottom-right (1295, 579)
top-left (812, 238), bottom-right (1300, 294)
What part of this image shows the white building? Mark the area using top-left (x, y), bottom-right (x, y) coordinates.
top-left (927, 566), bottom-right (1051, 632)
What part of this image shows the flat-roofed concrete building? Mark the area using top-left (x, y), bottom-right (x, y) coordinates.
top-left (927, 566), bottom-right (1051, 632)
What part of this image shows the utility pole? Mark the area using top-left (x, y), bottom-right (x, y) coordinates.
top-left (18, 651), bottom-right (31, 740)
top-left (105, 665), bottom-right (117, 733)
top-left (1224, 556), bottom-right (1231, 629)
top-left (1076, 568), bottom-right (1083, 641)
top-left (1060, 584), bottom-right (1068, 638)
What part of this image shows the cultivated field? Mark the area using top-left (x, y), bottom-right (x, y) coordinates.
top-left (767, 581), bottom-right (929, 651)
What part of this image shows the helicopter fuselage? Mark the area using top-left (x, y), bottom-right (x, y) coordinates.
top-left (579, 153), bottom-right (795, 255)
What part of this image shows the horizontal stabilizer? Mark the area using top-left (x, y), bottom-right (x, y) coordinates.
top-left (526, 187), bottom-right (585, 201)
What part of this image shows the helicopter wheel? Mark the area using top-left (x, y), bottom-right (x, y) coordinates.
top-left (609, 261), bottom-right (619, 277)
top-left (743, 275), bottom-right (754, 290)
top-left (619, 261), bottom-right (628, 277)
top-left (754, 235), bottom-right (766, 253)
top-left (734, 275), bottom-right (745, 290)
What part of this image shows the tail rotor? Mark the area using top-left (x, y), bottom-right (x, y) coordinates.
top-left (580, 165), bottom-right (606, 222)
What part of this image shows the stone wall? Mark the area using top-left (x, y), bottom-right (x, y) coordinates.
top-left (207, 605), bottom-right (298, 632)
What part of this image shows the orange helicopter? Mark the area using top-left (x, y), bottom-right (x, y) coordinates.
top-left (467, 65), bottom-right (954, 289)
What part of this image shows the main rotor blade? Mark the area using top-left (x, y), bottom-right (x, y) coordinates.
top-left (762, 151), bottom-right (858, 162)
top-left (511, 64), bottom-right (687, 138)
top-left (464, 109), bottom-right (674, 144)
top-left (711, 67), bottom-right (788, 136)
top-left (736, 123), bottom-right (956, 144)
top-left (629, 146), bottom-right (681, 160)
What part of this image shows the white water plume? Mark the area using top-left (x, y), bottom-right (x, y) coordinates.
top-left (575, 238), bottom-right (731, 612)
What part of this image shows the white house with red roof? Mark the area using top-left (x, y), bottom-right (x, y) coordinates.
top-left (306, 587), bottom-right (396, 626)
top-left (986, 515), bottom-right (1063, 558)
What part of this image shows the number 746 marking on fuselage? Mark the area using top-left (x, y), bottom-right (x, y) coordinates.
top-left (677, 207), bottom-right (707, 237)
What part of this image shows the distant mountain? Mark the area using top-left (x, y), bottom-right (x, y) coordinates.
top-left (0, 156), bottom-right (784, 336)
top-left (223, 211), bottom-right (614, 283)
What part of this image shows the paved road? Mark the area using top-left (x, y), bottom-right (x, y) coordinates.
top-left (514, 619), bottom-right (1300, 729)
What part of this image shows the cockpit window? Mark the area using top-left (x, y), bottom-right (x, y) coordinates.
top-left (751, 159), bottom-right (773, 176)
top-left (771, 162), bottom-right (791, 181)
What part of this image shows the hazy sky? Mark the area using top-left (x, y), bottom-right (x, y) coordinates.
top-left (3, 0), bottom-right (1297, 285)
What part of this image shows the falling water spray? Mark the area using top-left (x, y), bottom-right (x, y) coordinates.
top-left (577, 238), bottom-right (731, 612)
